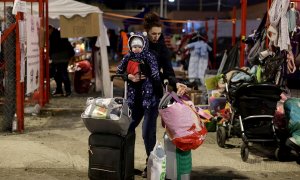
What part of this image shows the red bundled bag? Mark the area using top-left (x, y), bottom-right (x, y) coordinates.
top-left (171, 123), bottom-right (207, 151)
top-left (126, 59), bottom-right (141, 75)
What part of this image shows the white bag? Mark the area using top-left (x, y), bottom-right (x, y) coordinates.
top-left (147, 142), bottom-right (166, 180)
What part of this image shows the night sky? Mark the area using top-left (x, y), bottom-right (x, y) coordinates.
top-left (77, 0), bottom-right (266, 11)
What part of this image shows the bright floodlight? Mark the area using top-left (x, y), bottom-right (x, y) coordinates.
top-left (168, 0), bottom-right (175, 2)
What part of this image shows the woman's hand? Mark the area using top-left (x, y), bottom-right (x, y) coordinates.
top-left (128, 74), bottom-right (146, 82)
top-left (176, 82), bottom-right (188, 96)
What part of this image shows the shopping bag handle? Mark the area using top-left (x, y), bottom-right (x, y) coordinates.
top-left (168, 91), bottom-right (183, 104)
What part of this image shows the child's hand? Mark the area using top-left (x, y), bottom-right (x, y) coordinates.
top-left (128, 74), bottom-right (146, 82)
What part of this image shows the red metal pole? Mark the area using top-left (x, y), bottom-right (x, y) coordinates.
top-left (213, 17), bottom-right (218, 69)
top-left (45, 0), bottom-right (49, 103)
top-left (20, 13), bottom-right (25, 132)
top-left (15, 12), bottom-right (24, 133)
top-left (240, 0), bottom-right (247, 67)
top-left (38, 0), bottom-right (45, 106)
top-left (232, 6), bottom-right (236, 46)
top-left (205, 20), bottom-right (208, 41)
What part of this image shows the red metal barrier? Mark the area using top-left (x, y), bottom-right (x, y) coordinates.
top-left (0, 0), bottom-right (48, 132)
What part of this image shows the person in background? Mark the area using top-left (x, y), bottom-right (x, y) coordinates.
top-left (127, 12), bottom-right (187, 178)
top-left (107, 29), bottom-right (118, 62)
top-left (117, 29), bottom-right (129, 60)
top-left (288, 2), bottom-right (300, 33)
top-left (49, 25), bottom-right (74, 97)
top-left (185, 34), bottom-right (212, 87)
top-left (175, 36), bottom-right (182, 67)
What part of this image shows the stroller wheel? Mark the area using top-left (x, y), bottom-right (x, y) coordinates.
top-left (241, 142), bottom-right (249, 162)
top-left (217, 126), bottom-right (227, 148)
top-left (296, 158), bottom-right (300, 165)
top-left (275, 147), bottom-right (290, 162)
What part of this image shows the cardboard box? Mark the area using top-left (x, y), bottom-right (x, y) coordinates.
top-left (187, 90), bottom-right (202, 105)
top-left (60, 13), bottom-right (100, 38)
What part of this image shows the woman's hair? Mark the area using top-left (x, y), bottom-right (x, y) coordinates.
top-left (143, 12), bottom-right (162, 31)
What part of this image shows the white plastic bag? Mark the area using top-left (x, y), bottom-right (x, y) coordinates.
top-left (147, 142), bottom-right (166, 180)
top-left (84, 97), bottom-right (122, 119)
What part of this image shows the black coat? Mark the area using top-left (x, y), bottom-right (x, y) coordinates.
top-left (49, 28), bottom-right (74, 63)
top-left (148, 35), bottom-right (177, 90)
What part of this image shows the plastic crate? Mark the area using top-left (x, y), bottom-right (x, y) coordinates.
top-left (205, 120), bottom-right (217, 132)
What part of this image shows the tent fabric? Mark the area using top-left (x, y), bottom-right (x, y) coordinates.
top-left (1, 0), bottom-right (102, 18)
top-left (40, 0), bottom-right (103, 19)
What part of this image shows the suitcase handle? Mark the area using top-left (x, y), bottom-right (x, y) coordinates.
top-left (111, 74), bottom-right (128, 82)
top-left (110, 74), bottom-right (128, 99)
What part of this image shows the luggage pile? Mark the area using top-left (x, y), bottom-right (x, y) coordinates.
top-left (81, 75), bottom-right (135, 180)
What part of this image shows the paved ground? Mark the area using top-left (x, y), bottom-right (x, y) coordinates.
top-left (1, 90), bottom-right (300, 180)
top-left (1, 72), bottom-right (300, 180)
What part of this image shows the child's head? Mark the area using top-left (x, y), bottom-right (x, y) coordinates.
top-left (130, 37), bottom-right (143, 53)
top-left (128, 32), bottom-right (147, 54)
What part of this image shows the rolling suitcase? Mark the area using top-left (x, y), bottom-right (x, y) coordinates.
top-left (86, 74), bottom-right (135, 180)
top-left (88, 131), bottom-right (135, 180)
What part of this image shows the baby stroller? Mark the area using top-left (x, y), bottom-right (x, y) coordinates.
top-left (216, 68), bottom-right (256, 147)
top-left (216, 68), bottom-right (284, 162)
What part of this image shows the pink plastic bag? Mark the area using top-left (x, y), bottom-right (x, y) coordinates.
top-left (159, 92), bottom-right (207, 151)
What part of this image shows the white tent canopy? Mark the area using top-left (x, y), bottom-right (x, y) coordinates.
top-left (1, 0), bottom-right (110, 97)
top-left (46, 0), bottom-right (102, 19)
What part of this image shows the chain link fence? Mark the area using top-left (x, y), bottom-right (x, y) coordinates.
top-left (0, 7), bottom-right (16, 132)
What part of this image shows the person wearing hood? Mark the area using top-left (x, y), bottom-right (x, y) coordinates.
top-left (116, 32), bottom-right (162, 175)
